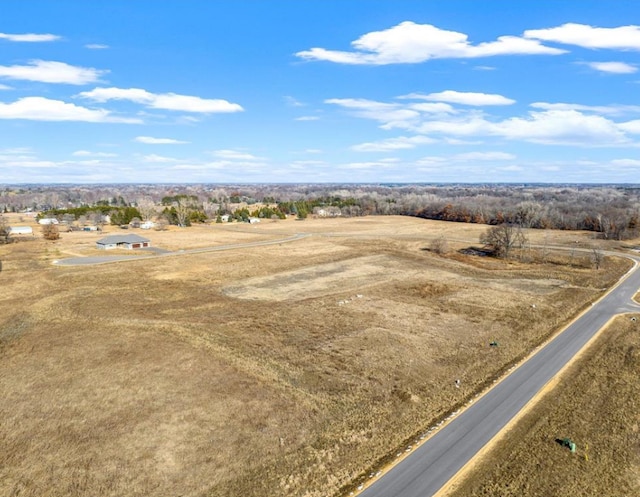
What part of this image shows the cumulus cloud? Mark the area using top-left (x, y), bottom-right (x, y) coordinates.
top-left (297, 21), bottom-right (565, 65)
top-left (78, 87), bottom-right (244, 113)
top-left (525, 23), bottom-right (640, 50)
top-left (0, 60), bottom-right (106, 85)
top-left (401, 90), bottom-right (515, 106)
top-left (0, 97), bottom-right (140, 122)
top-left (0, 32), bottom-right (60, 42)
top-left (85, 43), bottom-right (109, 49)
top-left (584, 61), bottom-right (637, 74)
top-left (134, 136), bottom-right (188, 144)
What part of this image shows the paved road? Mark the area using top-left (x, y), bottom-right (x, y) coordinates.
top-left (359, 256), bottom-right (640, 497)
top-left (53, 233), bottom-right (309, 266)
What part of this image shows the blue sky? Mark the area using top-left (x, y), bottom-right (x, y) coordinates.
top-left (1, 0), bottom-right (640, 184)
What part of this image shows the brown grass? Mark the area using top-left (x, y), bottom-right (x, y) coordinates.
top-left (446, 315), bottom-right (640, 497)
top-left (0, 216), bottom-right (634, 497)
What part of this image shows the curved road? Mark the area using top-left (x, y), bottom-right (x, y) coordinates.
top-left (359, 255), bottom-right (640, 497)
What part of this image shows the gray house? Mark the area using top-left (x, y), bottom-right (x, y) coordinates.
top-left (96, 234), bottom-right (151, 250)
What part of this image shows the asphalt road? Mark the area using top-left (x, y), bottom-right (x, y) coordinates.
top-left (359, 256), bottom-right (640, 497)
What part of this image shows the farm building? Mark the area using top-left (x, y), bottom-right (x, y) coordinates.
top-left (38, 218), bottom-right (59, 225)
top-left (9, 226), bottom-right (33, 235)
top-left (96, 234), bottom-right (151, 250)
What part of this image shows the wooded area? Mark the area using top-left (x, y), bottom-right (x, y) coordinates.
top-left (1, 183), bottom-right (639, 239)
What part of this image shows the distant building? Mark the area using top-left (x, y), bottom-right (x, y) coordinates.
top-left (247, 217), bottom-right (261, 224)
top-left (96, 234), bottom-right (151, 250)
top-left (38, 218), bottom-right (59, 225)
top-left (9, 226), bottom-right (33, 235)
top-left (140, 221), bottom-right (156, 229)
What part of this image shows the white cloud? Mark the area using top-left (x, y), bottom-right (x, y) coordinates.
top-left (0, 84), bottom-right (11, 90)
top-left (403, 90), bottom-right (515, 106)
top-left (453, 151), bottom-right (515, 161)
top-left (618, 119), bottom-right (640, 134)
top-left (490, 110), bottom-right (629, 145)
top-left (326, 98), bottom-right (420, 127)
top-left (72, 150), bottom-right (118, 157)
top-left (531, 102), bottom-right (640, 115)
top-left (78, 87), bottom-right (244, 113)
top-left (0, 32), bottom-right (60, 42)
top-left (295, 115), bottom-right (320, 121)
top-left (0, 97), bottom-right (140, 123)
top-left (284, 96), bottom-right (305, 107)
top-left (134, 136), bottom-right (188, 144)
top-left (0, 60), bottom-right (106, 84)
top-left (297, 21), bottom-right (565, 65)
top-left (611, 158), bottom-right (640, 166)
top-left (525, 23), bottom-right (640, 50)
top-left (585, 61), bottom-right (637, 74)
top-left (141, 154), bottom-right (179, 162)
top-left (352, 135), bottom-right (435, 152)
top-left (85, 43), bottom-right (109, 49)
top-left (211, 149), bottom-right (263, 161)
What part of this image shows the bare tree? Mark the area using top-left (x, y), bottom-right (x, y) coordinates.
top-left (591, 247), bottom-right (604, 269)
top-left (480, 224), bottom-right (527, 259)
top-left (175, 198), bottom-right (190, 227)
top-left (137, 198), bottom-right (157, 222)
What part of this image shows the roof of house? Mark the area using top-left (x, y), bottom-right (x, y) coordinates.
top-left (96, 234), bottom-right (150, 245)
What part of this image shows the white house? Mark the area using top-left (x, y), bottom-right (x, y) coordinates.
top-left (96, 234), bottom-right (151, 250)
top-left (140, 221), bottom-right (156, 229)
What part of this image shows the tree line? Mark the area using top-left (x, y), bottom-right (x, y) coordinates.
top-left (3, 184), bottom-right (640, 239)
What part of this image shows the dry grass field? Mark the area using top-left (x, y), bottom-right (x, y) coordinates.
top-left (447, 315), bottom-right (640, 497)
top-left (0, 215), bottom-right (634, 497)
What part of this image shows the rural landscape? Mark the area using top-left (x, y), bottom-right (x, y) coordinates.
top-left (1, 183), bottom-right (639, 496)
top-left (3, 2), bottom-right (640, 496)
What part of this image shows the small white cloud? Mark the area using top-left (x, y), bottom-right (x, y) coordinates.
top-left (531, 102), bottom-right (640, 115)
top-left (326, 98), bottom-right (420, 127)
top-left (0, 32), bottom-right (60, 42)
top-left (0, 60), bottom-right (106, 85)
top-left (352, 135), bottom-right (435, 152)
top-left (0, 84), bottom-right (11, 90)
top-left (134, 136), bottom-right (188, 144)
top-left (72, 150), bottom-right (118, 157)
top-left (284, 96), bottom-right (305, 107)
top-left (0, 97), bottom-right (140, 123)
top-left (584, 61), bottom-right (637, 74)
top-left (611, 158), bottom-right (640, 166)
top-left (297, 21), bottom-right (565, 65)
top-left (295, 115), bottom-right (320, 121)
top-left (141, 154), bottom-right (178, 162)
top-left (78, 87), bottom-right (243, 113)
top-left (211, 149), bottom-right (263, 161)
top-left (85, 43), bottom-right (109, 50)
top-left (525, 23), bottom-right (640, 50)
top-left (453, 151), bottom-right (515, 161)
top-left (404, 90), bottom-right (515, 106)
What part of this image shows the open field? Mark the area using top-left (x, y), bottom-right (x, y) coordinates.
top-left (0, 215), bottom-right (634, 497)
top-left (447, 315), bottom-right (640, 497)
